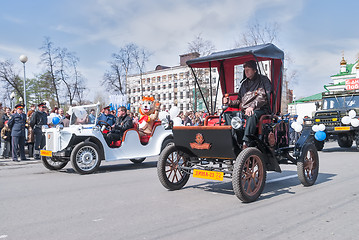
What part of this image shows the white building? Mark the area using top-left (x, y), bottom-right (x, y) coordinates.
top-left (127, 53), bottom-right (222, 113)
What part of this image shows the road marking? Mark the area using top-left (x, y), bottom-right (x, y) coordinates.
top-left (93, 218), bottom-right (104, 222)
top-left (266, 174), bottom-right (298, 183)
top-left (0, 235), bottom-right (8, 239)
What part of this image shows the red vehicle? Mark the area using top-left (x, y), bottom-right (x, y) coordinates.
top-left (157, 43), bottom-right (319, 202)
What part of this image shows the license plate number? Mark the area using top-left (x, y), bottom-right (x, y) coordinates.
top-left (335, 126), bottom-right (350, 131)
top-left (40, 150), bottom-right (52, 157)
top-left (193, 169), bottom-right (224, 181)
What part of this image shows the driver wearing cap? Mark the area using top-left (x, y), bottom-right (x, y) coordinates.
top-left (97, 105), bottom-right (116, 126)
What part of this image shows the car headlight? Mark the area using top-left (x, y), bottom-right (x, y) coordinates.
top-left (231, 116), bottom-right (243, 129)
top-left (161, 118), bottom-right (169, 129)
top-left (56, 124), bottom-right (64, 131)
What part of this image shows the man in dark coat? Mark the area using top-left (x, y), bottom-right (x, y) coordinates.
top-left (30, 102), bottom-right (48, 160)
top-left (224, 60), bottom-right (272, 148)
top-left (7, 104), bottom-right (27, 161)
top-left (106, 106), bottom-right (133, 145)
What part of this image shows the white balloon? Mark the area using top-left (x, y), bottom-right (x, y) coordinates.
top-left (318, 124), bottom-right (326, 131)
top-left (173, 116), bottom-right (183, 126)
top-left (351, 118), bottom-right (359, 127)
top-left (348, 110), bottom-right (356, 118)
top-left (294, 124), bottom-right (303, 132)
top-left (291, 121), bottom-right (298, 129)
top-left (169, 106), bottom-right (180, 119)
top-left (312, 125), bottom-right (320, 132)
top-left (341, 116), bottom-right (351, 125)
top-left (158, 111), bottom-right (169, 121)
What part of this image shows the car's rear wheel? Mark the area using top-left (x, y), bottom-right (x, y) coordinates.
top-left (157, 144), bottom-right (190, 190)
top-left (130, 158), bottom-right (146, 164)
top-left (297, 143), bottom-right (319, 186)
top-left (71, 142), bottom-right (101, 174)
top-left (232, 147), bottom-right (266, 203)
top-left (42, 156), bottom-right (68, 170)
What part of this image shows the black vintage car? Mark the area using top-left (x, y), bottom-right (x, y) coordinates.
top-left (157, 43), bottom-right (319, 202)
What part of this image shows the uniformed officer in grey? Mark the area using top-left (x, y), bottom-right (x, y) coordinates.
top-left (7, 103), bottom-right (27, 162)
top-left (30, 102), bottom-right (48, 160)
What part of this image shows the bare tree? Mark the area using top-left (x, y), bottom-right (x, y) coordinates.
top-left (103, 43), bottom-right (150, 96)
top-left (235, 20), bottom-right (280, 47)
top-left (187, 33), bottom-right (216, 113)
top-left (0, 60), bottom-right (23, 103)
top-left (132, 47), bottom-right (151, 98)
top-left (40, 37), bottom-right (61, 107)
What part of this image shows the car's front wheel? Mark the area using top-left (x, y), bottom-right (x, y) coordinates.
top-left (157, 144), bottom-right (190, 190)
top-left (42, 156), bottom-right (68, 170)
top-left (297, 143), bottom-right (319, 186)
top-left (232, 147), bottom-right (267, 203)
top-left (71, 142), bottom-right (101, 174)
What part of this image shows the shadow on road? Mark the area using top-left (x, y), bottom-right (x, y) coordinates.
top-left (322, 146), bottom-right (358, 153)
top-left (184, 170), bottom-right (336, 201)
top-left (58, 160), bottom-right (158, 174)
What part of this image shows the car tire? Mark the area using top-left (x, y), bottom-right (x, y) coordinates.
top-left (338, 134), bottom-right (353, 148)
top-left (232, 147), bottom-right (266, 203)
top-left (297, 143), bottom-right (319, 186)
top-left (130, 158), bottom-right (146, 164)
top-left (157, 144), bottom-right (190, 190)
top-left (71, 142), bottom-right (101, 174)
top-left (42, 156), bottom-right (68, 171)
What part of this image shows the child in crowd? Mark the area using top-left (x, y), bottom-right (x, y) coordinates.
top-left (1, 121), bottom-right (11, 158)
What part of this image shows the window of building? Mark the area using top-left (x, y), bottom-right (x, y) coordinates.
top-left (157, 85), bottom-right (161, 90)
top-left (147, 78), bottom-right (150, 84)
top-left (186, 92), bottom-right (189, 98)
top-left (168, 93), bottom-right (171, 99)
top-left (174, 83), bottom-right (177, 88)
top-left (168, 75), bottom-right (172, 81)
top-left (162, 75), bottom-right (167, 81)
top-left (186, 103), bottom-right (190, 110)
top-left (180, 104), bottom-right (183, 110)
top-left (157, 76), bottom-right (161, 82)
top-left (147, 86), bottom-right (150, 91)
top-left (163, 85), bottom-right (166, 89)
top-left (152, 86), bottom-right (155, 91)
top-left (173, 74), bottom-right (178, 80)
top-left (128, 89), bottom-right (131, 94)
top-left (163, 94), bottom-right (166, 100)
top-left (180, 92), bottom-right (183, 99)
top-left (168, 83), bottom-right (172, 88)
top-left (180, 82), bottom-right (183, 87)
top-left (179, 73), bottom-right (184, 79)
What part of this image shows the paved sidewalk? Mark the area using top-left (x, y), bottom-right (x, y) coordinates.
top-left (0, 156), bottom-right (41, 166)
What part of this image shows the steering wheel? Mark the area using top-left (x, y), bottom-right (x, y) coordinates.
top-left (98, 120), bottom-right (111, 132)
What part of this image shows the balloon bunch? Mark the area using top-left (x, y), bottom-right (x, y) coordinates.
top-left (290, 116), bottom-right (304, 133)
top-left (341, 110), bottom-right (359, 127)
top-left (158, 106), bottom-right (183, 126)
top-left (312, 123), bottom-right (326, 141)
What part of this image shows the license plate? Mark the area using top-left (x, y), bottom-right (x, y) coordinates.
top-left (193, 169), bottom-right (224, 181)
top-left (40, 150), bottom-right (52, 157)
top-left (335, 126), bottom-right (350, 131)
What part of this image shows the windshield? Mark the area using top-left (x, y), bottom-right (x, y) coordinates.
top-left (69, 104), bottom-right (99, 125)
top-left (322, 95), bottom-right (359, 110)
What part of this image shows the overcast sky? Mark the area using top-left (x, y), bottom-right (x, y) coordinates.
top-left (1, 0), bottom-right (359, 102)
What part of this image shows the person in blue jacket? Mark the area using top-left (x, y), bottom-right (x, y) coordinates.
top-left (7, 104), bottom-right (28, 162)
top-left (97, 106), bottom-right (116, 126)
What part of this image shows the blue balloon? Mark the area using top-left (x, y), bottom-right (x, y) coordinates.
top-left (52, 116), bottom-right (60, 125)
top-left (315, 131), bottom-right (326, 141)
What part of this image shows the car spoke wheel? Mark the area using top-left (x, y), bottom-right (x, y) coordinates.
top-left (41, 156), bottom-right (68, 170)
top-left (297, 143), bottom-right (319, 186)
top-left (71, 142), bottom-right (101, 174)
top-left (157, 144), bottom-right (190, 190)
top-left (233, 147), bottom-right (266, 203)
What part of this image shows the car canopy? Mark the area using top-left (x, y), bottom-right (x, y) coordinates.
top-left (187, 43), bottom-right (284, 114)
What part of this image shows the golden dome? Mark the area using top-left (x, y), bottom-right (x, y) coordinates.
top-left (340, 57), bottom-right (347, 65)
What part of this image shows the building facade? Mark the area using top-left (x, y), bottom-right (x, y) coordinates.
top-left (127, 53), bottom-right (222, 113)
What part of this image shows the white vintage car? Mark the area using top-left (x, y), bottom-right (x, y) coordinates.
top-left (40, 103), bottom-right (173, 174)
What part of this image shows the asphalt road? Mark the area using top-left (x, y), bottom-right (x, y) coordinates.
top-left (0, 141), bottom-right (358, 240)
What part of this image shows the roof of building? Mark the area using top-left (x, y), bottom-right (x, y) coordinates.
top-left (289, 92), bottom-right (322, 105)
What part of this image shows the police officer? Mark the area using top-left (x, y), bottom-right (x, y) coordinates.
top-left (30, 102), bottom-right (48, 160)
top-left (97, 106), bottom-right (116, 126)
top-left (7, 104), bottom-right (27, 162)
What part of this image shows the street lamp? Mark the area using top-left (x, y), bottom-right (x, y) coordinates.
top-left (19, 54), bottom-right (28, 113)
top-left (10, 92), bottom-right (15, 109)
